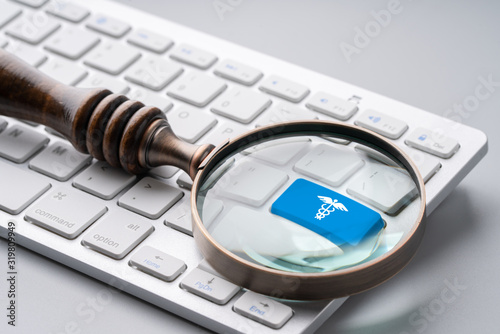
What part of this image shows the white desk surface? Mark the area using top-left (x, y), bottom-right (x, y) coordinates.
top-left (1, 1), bottom-right (499, 333)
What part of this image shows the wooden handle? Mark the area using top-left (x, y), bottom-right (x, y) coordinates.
top-left (0, 49), bottom-right (214, 179)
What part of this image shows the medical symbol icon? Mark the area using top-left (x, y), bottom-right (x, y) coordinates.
top-left (315, 196), bottom-right (348, 220)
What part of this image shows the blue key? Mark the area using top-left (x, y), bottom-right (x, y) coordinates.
top-left (271, 179), bottom-right (384, 246)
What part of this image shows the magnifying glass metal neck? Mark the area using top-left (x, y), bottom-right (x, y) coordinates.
top-left (191, 121), bottom-right (426, 301)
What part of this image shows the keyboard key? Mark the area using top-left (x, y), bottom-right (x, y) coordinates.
top-left (233, 291), bottom-right (293, 329)
top-left (168, 106), bottom-right (218, 143)
top-left (149, 166), bottom-right (179, 179)
top-left (167, 72), bottom-right (227, 107)
top-left (259, 75), bottom-right (309, 102)
top-left (25, 187), bottom-right (107, 239)
top-left (118, 177), bottom-right (183, 219)
top-left (255, 102), bottom-right (317, 127)
top-left (0, 124), bottom-right (49, 163)
top-left (0, 2), bottom-right (22, 28)
top-left (44, 27), bottom-right (100, 59)
top-left (39, 58), bottom-right (87, 85)
top-left (5, 42), bottom-right (47, 67)
top-left (127, 29), bottom-right (173, 53)
top-left (211, 87), bottom-right (271, 124)
top-left (218, 160), bottom-right (288, 206)
top-left (46, 2), bottom-right (89, 22)
top-left (214, 59), bottom-right (262, 85)
top-left (129, 246), bottom-right (186, 281)
top-left (128, 88), bottom-right (173, 112)
top-left (170, 44), bottom-right (217, 69)
top-left (0, 37), bottom-right (7, 48)
top-left (402, 147), bottom-right (442, 182)
top-left (181, 268), bottom-right (240, 305)
top-left (347, 163), bottom-right (418, 215)
top-left (0, 161), bottom-right (50, 215)
top-left (73, 161), bottom-right (136, 200)
top-left (0, 118), bottom-right (7, 132)
top-left (78, 73), bottom-right (130, 95)
top-left (6, 14), bottom-right (60, 44)
top-left (176, 172), bottom-right (193, 190)
top-left (11, 0), bottom-right (47, 8)
top-left (84, 41), bottom-right (141, 75)
top-left (306, 92), bottom-right (358, 120)
top-left (245, 137), bottom-right (310, 166)
top-left (29, 142), bottom-right (92, 181)
top-left (204, 121), bottom-right (247, 146)
top-left (294, 144), bottom-right (364, 187)
top-left (125, 56), bottom-right (183, 91)
top-left (405, 127), bottom-right (460, 159)
top-left (86, 14), bottom-right (131, 38)
top-left (165, 198), bottom-right (223, 236)
top-left (355, 110), bottom-right (408, 139)
top-left (82, 210), bottom-right (153, 259)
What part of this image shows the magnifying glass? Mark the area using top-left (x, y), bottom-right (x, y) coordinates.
top-left (0, 50), bottom-right (426, 300)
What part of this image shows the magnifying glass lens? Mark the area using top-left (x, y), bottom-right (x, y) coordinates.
top-left (195, 130), bottom-right (422, 276)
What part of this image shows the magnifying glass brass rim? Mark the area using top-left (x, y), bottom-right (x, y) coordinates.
top-left (191, 120), bottom-right (426, 301)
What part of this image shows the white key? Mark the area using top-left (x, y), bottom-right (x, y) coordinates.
top-left (0, 124), bottom-right (48, 163)
top-left (347, 163), bottom-right (418, 215)
top-left (5, 41), bottom-right (46, 67)
top-left (6, 14), bottom-right (60, 44)
top-left (165, 198), bottom-right (223, 236)
top-left (170, 44), bottom-right (217, 69)
top-left (181, 268), bottom-right (240, 305)
top-left (82, 210), bottom-right (153, 259)
top-left (306, 92), bottom-right (358, 120)
top-left (255, 102), bottom-right (317, 127)
top-left (0, 161), bottom-right (50, 215)
top-left (405, 127), bottom-right (460, 159)
top-left (0, 2), bottom-right (22, 28)
top-left (73, 161), bottom-right (136, 200)
top-left (25, 187), bottom-right (107, 239)
top-left (403, 147), bottom-right (442, 182)
top-left (204, 121), bottom-right (247, 146)
top-left (149, 166), bottom-right (179, 179)
top-left (214, 59), bottom-right (262, 85)
top-left (218, 160), bottom-right (288, 206)
top-left (355, 110), bottom-right (408, 139)
top-left (167, 72), bottom-right (227, 107)
top-left (39, 58), bottom-right (87, 85)
top-left (259, 75), bottom-right (309, 102)
top-left (29, 142), bottom-right (92, 181)
top-left (118, 177), bottom-right (183, 219)
top-left (128, 88), bottom-right (173, 112)
top-left (129, 246), bottom-right (186, 282)
top-left (245, 137), bottom-right (310, 166)
top-left (44, 27), bottom-right (99, 59)
top-left (0, 37), bottom-right (7, 48)
top-left (294, 144), bottom-right (364, 187)
top-left (127, 29), bottom-right (173, 54)
top-left (46, 2), bottom-right (89, 23)
top-left (11, 0), bottom-right (47, 8)
top-left (86, 14), bottom-right (131, 38)
top-left (211, 87), bottom-right (271, 124)
top-left (84, 41), bottom-right (141, 75)
top-left (125, 56), bottom-right (183, 91)
top-left (0, 118), bottom-right (7, 132)
top-left (233, 291), bottom-right (293, 329)
top-left (78, 73), bottom-right (130, 95)
top-left (176, 172), bottom-right (193, 190)
top-left (168, 106), bottom-right (217, 143)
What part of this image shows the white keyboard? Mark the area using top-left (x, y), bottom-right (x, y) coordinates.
top-left (0, 0), bottom-right (488, 333)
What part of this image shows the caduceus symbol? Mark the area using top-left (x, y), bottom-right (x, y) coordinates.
top-left (315, 196), bottom-right (348, 220)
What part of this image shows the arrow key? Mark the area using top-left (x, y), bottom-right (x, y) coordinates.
top-left (180, 268), bottom-right (240, 305)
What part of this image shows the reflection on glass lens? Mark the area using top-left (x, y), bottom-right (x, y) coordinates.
top-left (196, 134), bottom-right (421, 273)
